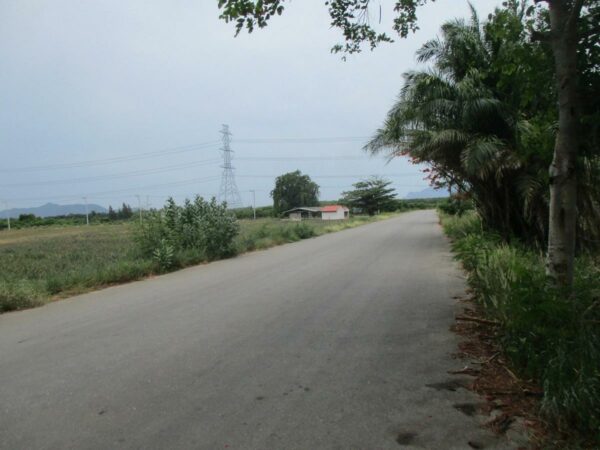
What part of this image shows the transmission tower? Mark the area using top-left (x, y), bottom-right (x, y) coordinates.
top-left (217, 124), bottom-right (243, 208)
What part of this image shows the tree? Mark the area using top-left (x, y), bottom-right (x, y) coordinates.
top-left (341, 177), bottom-right (396, 216)
top-left (367, 6), bottom-right (549, 243)
top-left (119, 203), bottom-right (133, 219)
top-left (217, 0), bottom-right (598, 288)
top-left (18, 214), bottom-right (36, 223)
top-left (271, 170), bottom-right (320, 214)
top-left (108, 206), bottom-right (118, 221)
top-left (537, 0), bottom-right (594, 287)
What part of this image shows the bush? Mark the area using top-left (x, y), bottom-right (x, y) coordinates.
top-left (293, 222), bottom-right (315, 239)
top-left (438, 196), bottom-right (474, 216)
top-left (0, 280), bottom-right (44, 312)
top-left (152, 239), bottom-right (175, 271)
top-left (231, 206), bottom-right (275, 220)
top-left (136, 196), bottom-right (239, 265)
top-left (441, 212), bottom-right (600, 441)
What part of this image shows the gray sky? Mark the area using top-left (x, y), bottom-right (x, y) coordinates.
top-left (0, 0), bottom-right (502, 209)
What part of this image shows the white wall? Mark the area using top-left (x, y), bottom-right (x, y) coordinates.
top-left (322, 209), bottom-right (348, 221)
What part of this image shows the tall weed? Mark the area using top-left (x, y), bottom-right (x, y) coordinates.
top-left (136, 196), bottom-right (239, 268)
top-left (440, 211), bottom-right (600, 441)
top-left (0, 280), bottom-right (44, 312)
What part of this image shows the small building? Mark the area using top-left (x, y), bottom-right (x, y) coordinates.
top-left (321, 205), bottom-right (350, 221)
top-left (284, 207), bottom-right (322, 221)
top-left (283, 205), bottom-right (350, 221)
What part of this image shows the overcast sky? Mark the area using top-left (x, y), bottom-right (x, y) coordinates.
top-left (0, 0), bottom-right (502, 210)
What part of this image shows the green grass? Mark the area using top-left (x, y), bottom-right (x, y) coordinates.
top-left (441, 211), bottom-right (600, 445)
top-left (235, 214), bottom-right (390, 252)
top-left (0, 225), bottom-right (150, 312)
top-left (0, 213), bottom-right (399, 313)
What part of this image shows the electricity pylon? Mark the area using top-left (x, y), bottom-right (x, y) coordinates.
top-left (217, 124), bottom-right (243, 208)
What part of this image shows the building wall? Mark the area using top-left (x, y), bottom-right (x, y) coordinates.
top-left (322, 209), bottom-right (348, 220)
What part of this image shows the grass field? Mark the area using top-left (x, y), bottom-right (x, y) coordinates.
top-left (0, 214), bottom-right (396, 312)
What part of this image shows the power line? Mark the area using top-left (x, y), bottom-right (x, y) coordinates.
top-left (0, 156), bottom-right (381, 189)
top-left (236, 173), bottom-right (420, 179)
top-left (241, 183), bottom-right (427, 192)
top-left (2, 172), bottom-right (420, 201)
top-left (233, 136), bottom-right (369, 144)
top-left (236, 156), bottom-right (368, 162)
top-left (0, 136), bottom-right (372, 173)
top-left (7, 176), bottom-right (221, 202)
top-left (0, 158), bottom-right (220, 188)
top-left (0, 141), bottom-right (221, 173)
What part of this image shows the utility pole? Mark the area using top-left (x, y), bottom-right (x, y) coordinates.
top-left (82, 197), bottom-right (89, 226)
top-left (217, 124), bottom-right (243, 208)
top-left (135, 195), bottom-right (143, 224)
top-left (249, 190), bottom-right (256, 220)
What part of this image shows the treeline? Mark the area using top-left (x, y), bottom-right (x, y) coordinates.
top-left (0, 203), bottom-right (137, 230)
top-left (230, 197), bottom-right (446, 220)
top-left (0, 197), bottom-right (446, 231)
top-left (107, 203), bottom-right (134, 220)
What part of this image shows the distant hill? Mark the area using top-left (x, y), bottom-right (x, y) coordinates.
top-left (0, 202), bottom-right (107, 219)
top-left (404, 187), bottom-right (448, 200)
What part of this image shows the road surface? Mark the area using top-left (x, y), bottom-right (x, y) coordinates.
top-left (0, 210), bottom-right (513, 449)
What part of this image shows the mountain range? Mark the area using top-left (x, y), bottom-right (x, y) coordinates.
top-left (404, 187), bottom-right (449, 199)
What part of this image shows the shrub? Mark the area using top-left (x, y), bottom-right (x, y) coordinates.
top-left (441, 212), bottom-right (600, 441)
top-left (197, 198), bottom-right (239, 259)
top-left (293, 222), bottom-right (315, 239)
top-left (152, 239), bottom-right (175, 271)
top-left (231, 206), bottom-right (275, 220)
top-left (0, 280), bottom-right (44, 312)
top-left (438, 197), bottom-right (473, 216)
top-left (136, 196), bottom-right (239, 265)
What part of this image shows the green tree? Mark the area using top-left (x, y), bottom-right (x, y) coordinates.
top-left (341, 177), bottom-right (396, 216)
top-left (107, 206), bottom-right (118, 221)
top-left (366, 6), bottom-right (543, 241)
top-left (119, 203), bottom-right (133, 219)
top-left (217, 0), bottom-right (598, 289)
top-left (18, 214), bottom-right (36, 223)
top-left (365, 3), bottom-right (599, 250)
top-left (271, 170), bottom-right (320, 214)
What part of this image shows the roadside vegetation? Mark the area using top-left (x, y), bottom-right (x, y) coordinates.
top-left (441, 210), bottom-right (599, 445)
top-left (341, 177), bottom-right (397, 216)
top-left (363, 4), bottom-right (598, 444)
top-left (271, 170), bottom-right (320, 214)
top-left (0, 197), bottom-right (439, 313)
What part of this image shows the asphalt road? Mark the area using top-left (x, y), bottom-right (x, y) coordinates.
top-left (0, 210), bottom-right (514, 449)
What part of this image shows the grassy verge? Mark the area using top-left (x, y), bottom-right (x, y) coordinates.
top-left (440, 211), bottom-right (600, 445)
top-left (235, 214), bottom-right (391, 252)
top-left (0, 213), bottom-right (398, 313)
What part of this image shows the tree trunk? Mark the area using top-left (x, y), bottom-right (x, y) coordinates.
top-left (546, 0), bottom-right (580, 288)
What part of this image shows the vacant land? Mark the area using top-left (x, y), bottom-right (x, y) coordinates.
top-left (0, 215), bottom-right (393, 312)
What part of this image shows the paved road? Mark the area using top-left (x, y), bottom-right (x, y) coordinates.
top-left (0, 210), bottom-right (512, 449)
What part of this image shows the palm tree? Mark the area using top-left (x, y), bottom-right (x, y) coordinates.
top-left (366, 6), bottom-right (537, 240)
top-left (366, 4), bottom-right (600, 250)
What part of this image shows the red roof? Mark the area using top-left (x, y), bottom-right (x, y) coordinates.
top-left (321, 205), bottom-right (345, 212)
